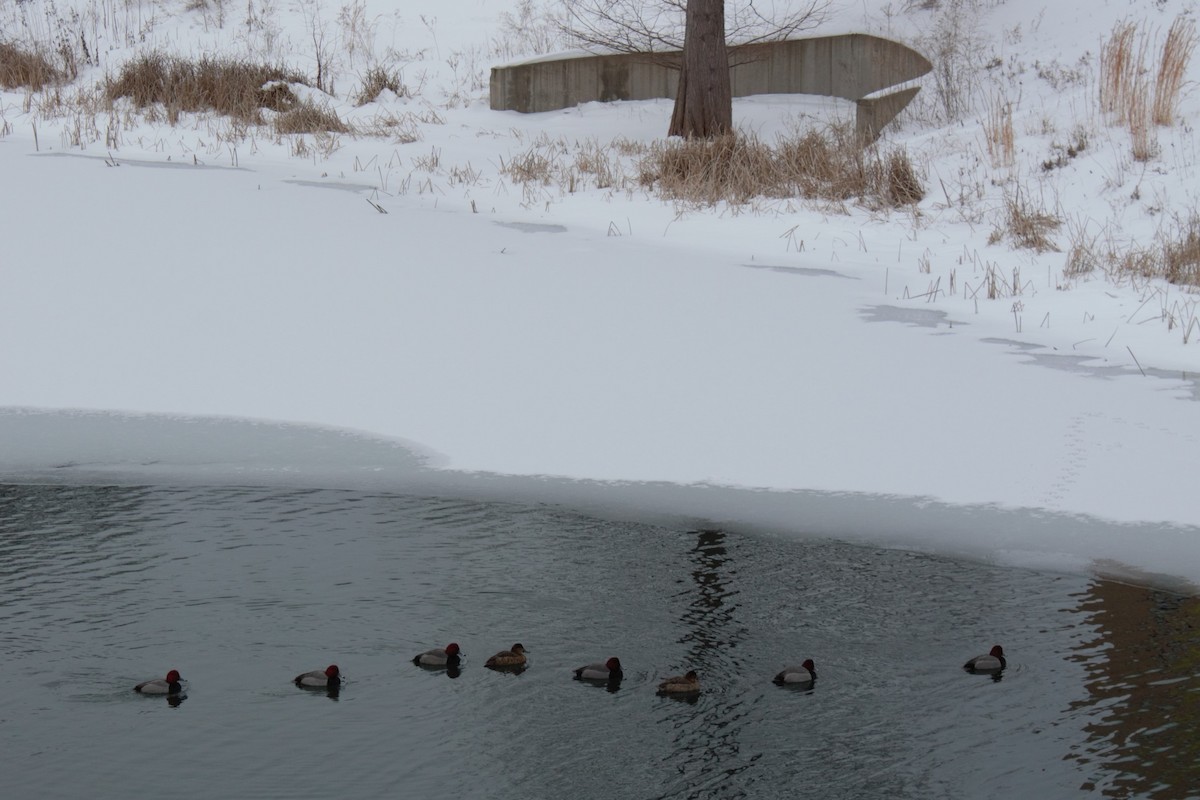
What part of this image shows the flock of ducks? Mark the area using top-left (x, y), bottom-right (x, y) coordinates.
top-left (133, 644), bottom-right (1007, 698)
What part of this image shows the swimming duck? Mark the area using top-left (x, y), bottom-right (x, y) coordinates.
top-left (485, 643), bottom-right (527, 668)
top-left (413, 643), bottom-right (462, 667)
top-left (295, 664), bottom-right (342, 688)
top-left (574, 657), bottom-right (623, 682)
top-left (657, 670), bottom-right (700, 694)
top-left (963, 645), bottom-right (1006, 673)
top-left (134, 669), bottom-right (183, 695)
top-left (773, 659), bottom-right (817, 686)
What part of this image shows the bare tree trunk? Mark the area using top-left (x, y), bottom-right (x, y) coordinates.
top-left (668, 0), bottom-right (732, 138)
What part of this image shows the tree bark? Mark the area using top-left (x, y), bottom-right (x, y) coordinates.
top-left (668, 0), bottom-right (733, 138)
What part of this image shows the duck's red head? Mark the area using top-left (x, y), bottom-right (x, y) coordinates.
top-left (446, 643), bottom-right (461, 656)
top-left (801, 659), bottom-right (816, 672)
top-left (989, 645), bottom-right (1004, 657)
top-left (684, 670), bottom-right (698, 681)
top-left (325, 665), bottom-right (340, 678)
top-left (606, 657), bottom-right (622, 671)
top-left (165, 670), bottom-right (181, 683)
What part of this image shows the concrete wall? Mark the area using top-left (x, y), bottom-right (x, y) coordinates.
top-left (490, 34), bottom-right (931, 141)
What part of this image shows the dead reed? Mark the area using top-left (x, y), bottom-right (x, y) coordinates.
top-left (1164, 215), bottom-right (1200, 287)
top-left (991, 187), bottom-right (1060, 252)
top-left (0, 42), bottom-right (65, 91)
top-left (1152, 17), bottom-right (1197, 126)
top-left (1100, 21), bottom-right (1139, 119)
top-left (353, 66), bottom-right (407, 106)
top-left (1064, 213), bottom-right (1200, 290)
top-left (640, 127), bottom-right (923, 209)
top-left (107, 53), bottom-right (307, 124)
top-left (983, 94), bottom-right (1014, 167)
top-left (273, 100), bottom-right (349, 134)
top-left (1100, 16), bottom-right (1194, 160)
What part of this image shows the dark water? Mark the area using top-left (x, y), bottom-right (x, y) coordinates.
top-left (1, 483), bottom-right (1197, 799)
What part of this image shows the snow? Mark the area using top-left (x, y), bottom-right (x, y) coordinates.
top-left (1, 0), bottom-right (1198, 590)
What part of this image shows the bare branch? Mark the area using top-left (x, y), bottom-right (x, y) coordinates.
top-left (559, 0), bottom-right (831, 54)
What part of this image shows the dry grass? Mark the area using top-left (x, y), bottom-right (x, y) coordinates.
top-left (107, 53), bottom-right (307, 124)
top-left (1063, 217), bottom-right (1102, 279)
top-left (356, 111), bottom-right (422, 142)
top-left (1100, 21), bottom-right (1139, 120)
top-left (990, 187), bottom-right (1060, 252)
top-left (1041, 127), bottom-right (1088, 172)
top-left (1164, 214), bottom-right (1200, 287)
top-left (0, 42), bottom-right (66, 91)
top-left (1064, 212), bottom-right (1200, 290)
top-left (1100, 16), bottom-right (1194, 160)
top-left (1099, 20), bottom-right (1155, 159)
top-left (983, 94), bottom-right (1014, 167)
top-left (640, 127), bottom-right (924, 209)
top-left (1153, 17), bottom-right (1197, 126)
top-left (353, 65), bottom-right (408, 106)
top-left (1127, 79), bottom-right (1157, 162)
top-left (273, 99), bottom-right (349, 134)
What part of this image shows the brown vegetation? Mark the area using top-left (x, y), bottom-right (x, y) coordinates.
top-left (0, 42), bottom-right (65, 91)
top-left (990, 187), bottom-right (1060, 252)
top-left (1100, 16), bottom-right (1196, 161)
top-left (640, 127), bottom-right (924, 208)
top-left (1065, 213), bottom-right (1200, 290)
top-left (1152, 17), bottom-right (1197, 126)
top-left (1163, 215), bottom-right (1200, 287)
top-left (274, 100), bottom-right (350, 134)
top-left (107, 53), bottom-right (308, 124)
top-left (353, 66), bottom-right (407, 106)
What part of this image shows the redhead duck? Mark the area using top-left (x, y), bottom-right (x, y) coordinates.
top-left (295, 664), bottom-right (341, 688)
top-left (485, 643), bottom-right (527, 669)
top-left (657, 670), bottom-right (700, 694)
top-left (574, 657), bottom-right (623, 682)
top-left (963, 645), bottom-right (1006, 673)
top-left (413, 643), bottom-right (462, 667)
top-left (134, 669), bottom-right (183, 695)
top-left (773, 659), bottom-right (817, 686)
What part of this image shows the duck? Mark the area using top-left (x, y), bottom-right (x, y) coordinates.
top-left (963, 645), bottom-right (1006, 673)
top-left (134, 669), bottom-right (183, 695)
top-left (294, 664), bottom-right (341, 688)
top-left (485, 643), bottom-right (527, 668)
top-left (413, 643), bottom-right (462, 668)
top-left (573, 657), bottom-right (623, 682)
top-left (656, 670), bottom-right (700, 694)
top-left (773, 659), bottom-right (817, 686)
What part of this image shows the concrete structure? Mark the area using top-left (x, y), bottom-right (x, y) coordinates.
top-left (490, 34), bottom-right (931, 142)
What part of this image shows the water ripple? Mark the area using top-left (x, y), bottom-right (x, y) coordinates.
top-left (0, 483), bottom-right (1196, 798)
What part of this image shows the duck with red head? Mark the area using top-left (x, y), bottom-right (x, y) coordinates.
top-left (413, 642), bottom-right (462, 668)
top-left (134, 669), bottom-right (183, 695)
top-left (963, 645), bottom-right (1007, 673)
top-left (773, 659), bottom-right (817, 687)
top-left (573, 657), bottom-right (623, 683)
top-left (295, 664), bottom-right (342, 689)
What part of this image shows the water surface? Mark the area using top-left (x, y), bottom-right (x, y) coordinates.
top-left (1, 483), bottom-right (1196, 799)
